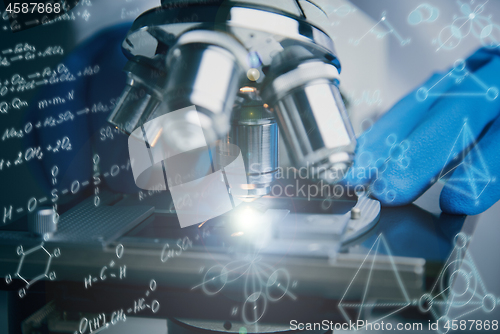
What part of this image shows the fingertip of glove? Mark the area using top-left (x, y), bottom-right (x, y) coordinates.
top-left (439, 188), bottom-right (486, 216)
top-left (368, 167), bottom-right (426, 207)
top-left (372, 191), bottom-right (415, 207)
top-left (370, 183), bottom-right (419, 207)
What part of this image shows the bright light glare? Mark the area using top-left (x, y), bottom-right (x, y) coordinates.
top-left (234, 207), bottom-right (262, 233)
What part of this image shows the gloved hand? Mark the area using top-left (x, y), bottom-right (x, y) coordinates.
top-left (345, 47), bottom-right (500, 215)
top-left (24, 23), bottom-right (138, 200)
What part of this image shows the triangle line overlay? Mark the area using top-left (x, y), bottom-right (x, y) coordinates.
top-left (338, 234), bottom-right (411, 326)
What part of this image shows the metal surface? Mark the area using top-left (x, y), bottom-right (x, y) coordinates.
top-left (342, 196), bottom-right (381, 245)
top-left (168, 318), bottom-right (305, 334)
top-left (0, 192), bottom-right (154, 247)
top-left (108, 61), bottom-right (166, 135)
top-left (267, 195), bottom-right (381, 256)
top-left (262, 48), bottom-right (356, 184)
top-left (108, 0), bottom-right (354, 194)
top-left (350, 208), bottom-right (361, 220)
top-left (28, 208), bottom-right (57, 237)
top-left (149, 30), bottom-right (248, 146)
top-left (221, 101), bottom-right (278, 200)
top-left (0, 189), bottom-right (441, 331)
top-left (122, 4), bottom-right (338, 66)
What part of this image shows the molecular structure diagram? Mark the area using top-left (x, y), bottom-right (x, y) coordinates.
top-left (84, 243), bottom-right (127, 289)
top-left (370, 133), bottom-right (411, 203)
top-left (192, 253), bottom-right (297, 330)
top-left (434, 121), bottom-right (492, 201)
top-left (416, 59), bottom-right (499, 101)
top-left (435, 0), bottom-right (500, 51)
top-left (339, 232), bottom-right (499, 333)
top-left (408, 3), bottom-right (440, 26)
top-left (349, 11), bottom-right (411, 46)
top-left (418, 232), bottom-right (497, 333)
top-left (352, 125), bottom-right (411, 204)
top-left (323, 3), bottom-right (356, 26)
top-left (4, 242), bottom-right (61, 298)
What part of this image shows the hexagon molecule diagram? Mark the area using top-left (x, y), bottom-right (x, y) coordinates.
top-left (4, 242), bottom-right (61, 298)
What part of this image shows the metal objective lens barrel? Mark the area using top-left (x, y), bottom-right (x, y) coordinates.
top-left (149, 30), bottom-right (249, 147)
top-left (219, 102), bottom-right (278, 201)
top-left (263, 47), bottom-right (356, 184)
top-left (108, 61), bottom-right (166, 135)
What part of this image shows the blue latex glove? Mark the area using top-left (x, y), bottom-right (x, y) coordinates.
top-left (346, 47), bottom-right (500, 215)
top-left (24, 23), bottom-right (138, 199)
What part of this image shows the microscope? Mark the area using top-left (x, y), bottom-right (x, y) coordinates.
top-left (101, 1), bottom-right (405, 330)
top-left (108, 0), bottom-right (358, 203)
top-left (0, 1), bottom-right (436, 333)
